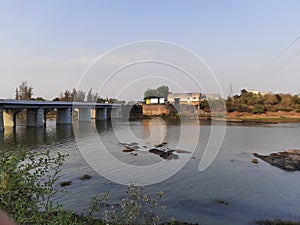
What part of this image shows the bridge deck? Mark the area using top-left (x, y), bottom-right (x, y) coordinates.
top-left (0, 99), bottom-right (121, 109)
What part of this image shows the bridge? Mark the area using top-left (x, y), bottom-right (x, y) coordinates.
top-left (0, 99), bottom-right (123, 132)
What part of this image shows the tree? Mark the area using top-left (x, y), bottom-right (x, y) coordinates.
top-left (240, 89), bottom-right (248, 95)
top-left (144, 85), bottom-right (169, 98)
top-left (144, 89), bottom-right (157, 98)
top-left (200, 100), bottom-right (210, 111)
top-left (15, 88), bottom-right (19, 100)
top-left (156, 85), bottom-right (169, 98)
top-left (35, 97), bottom-right (45, 101)
top-left (75, 90), bottom-right (86, 102)
top-left (15, 81), bottom-right (34, 100)
top-left (60, 90), bottom-right (71, 101)
top-left (71, 88), bottom-right (77, 102)
top-left (86, 88), bottom-right (93, 102)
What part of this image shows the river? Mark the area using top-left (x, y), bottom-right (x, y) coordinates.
top-left (1, 119), bottom-right (300, 225)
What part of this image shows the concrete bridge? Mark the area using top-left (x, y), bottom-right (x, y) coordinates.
top-left (0, 99), bottom-right (123, 132)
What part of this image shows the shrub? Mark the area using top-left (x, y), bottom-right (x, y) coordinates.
top-left (0, 148), bottom-right (71, 224)
top-left (279, 107), bottom-right (293, 112)
top-left (237, 104), bottom-right (250, 113)
top-left (252, 105), bottom-right (266, 114)
top-left (89, 185), bottom-right (166, 225)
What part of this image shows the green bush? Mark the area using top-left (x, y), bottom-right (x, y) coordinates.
top-left (89, 185), bottom-right (166, 225)
top-left (0, 148), bottom-right (75, 224)
top-left (252, 105), bottom-right (266, 114)
top-left (237, 104), bottom-right (250, 113)
top-left (279, 107), bottom-right (293, 112)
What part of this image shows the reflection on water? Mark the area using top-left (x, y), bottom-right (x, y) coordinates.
top-left (1, 120), bottom-right (300, 224)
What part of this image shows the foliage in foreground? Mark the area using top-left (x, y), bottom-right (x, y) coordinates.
top-left (0, 148), bottom-right (177, 225)
top-left (0, 148), bottom-right (77, 224)
top-left (256, 219), bottom-right (300, 225)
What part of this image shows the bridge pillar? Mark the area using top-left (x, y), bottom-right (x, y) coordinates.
top-left (26, 108), bottom-right (44, 127)
top-left (95, 108), bottom-right (107, 120)
top-left (0, 106), bottom-right (3, 132)
top-left (3, 109), bottom-right (22, 129)
top-left (107, 108), bottom-right (112, 119)
top-left (43, 108), bottom-right (52, 125)
top-left (91, 109), bottom-right (96, 119)
top-left (111, 107), bottom-right (122, 119)
top-left (78, 108), bottom-right (91, 122)
top-left (56, 108), bottom-right (71, 124)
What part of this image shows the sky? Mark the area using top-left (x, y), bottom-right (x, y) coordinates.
top-left (0, 0), bottom-right (300, 101)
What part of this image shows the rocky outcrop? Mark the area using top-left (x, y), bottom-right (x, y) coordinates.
top-left (253, 150), bottom-right (300, 171)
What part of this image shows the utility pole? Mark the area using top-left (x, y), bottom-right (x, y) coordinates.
top-left (228, 83), bottom-right (234, 98)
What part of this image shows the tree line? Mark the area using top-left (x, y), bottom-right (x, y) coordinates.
top-left (226, 89), bottom-right (300, 114)
top-left (15, 81), bottom-right (125, 103)
top-left (14, 82), bottom-right (300, 114)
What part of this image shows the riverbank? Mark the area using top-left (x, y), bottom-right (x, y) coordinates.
top-left (226, 111), bottom-right (300, 123)
top-left (130, 110), bottom-right (300, 124)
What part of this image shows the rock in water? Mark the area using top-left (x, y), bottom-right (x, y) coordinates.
top-left (123, 148), bottom-right (135, 152)
top-left (175, 149), bottom-right (191, 154)
top-left (155, 142), bottom-right (168, 148)
top-left (60, 181), bottom-right (72, 187)
top-left (149, 148), bottom-right (179, 160)
top-left (79, 174), bottom-right (91, 180)
top-left (253, 150), bottom-right (300, 171)
top-left (252, 159), bottom-right (259, 164)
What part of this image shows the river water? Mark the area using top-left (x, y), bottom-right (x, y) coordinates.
top-left (1, 119), bottom-right (300, 225)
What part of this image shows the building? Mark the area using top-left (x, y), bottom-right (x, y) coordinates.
top-left (201, 93), bottom-right (221, 100)
top-left (167, 93), bottom-right (201, 106)
top-left (145, 97), bottom-right (165, 104)
top-left (249, 90), bottom-right (270, 96)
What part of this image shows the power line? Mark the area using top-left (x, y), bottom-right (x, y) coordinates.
top-left (255, 51), bottom-right (300, 86)
top-left (241, 34), bottom-right (300, 87)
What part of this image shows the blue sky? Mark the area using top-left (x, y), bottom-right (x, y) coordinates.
top-left (0, 0), bottom-right (299, 100)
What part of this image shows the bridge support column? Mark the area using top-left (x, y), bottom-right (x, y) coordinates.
top-left (111, 107), bottom-right (122, 119)
top-left (43, 108), bottom-right (52, 125)
top-left (0, 107), bottom-right (4, 132)
top-left (56, 108), bottom-right (71, 124)
top-left (79, 108), bottom-right (91, 122)
top-left (91, 109), bottom-right (96, 119)
top-left (3, 109), bottom-right (22, 129)
top-left (95, 108), bottom-right (107, 120)
top-left (107, 108), bottom-right (112, 119)
top-left (26, 108), bottom-right (44, 127)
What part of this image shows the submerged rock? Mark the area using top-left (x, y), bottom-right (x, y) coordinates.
top-left (120, 142), bottom-right (139, 150)
top-left (155, 142), bottom-right (168, 148)
top-left (254, 149), bottom-right (300, 171)
top-left (214, 199), bottom-right (229, 205)
top-left (60, 181), bottom-right (72, 187)
top-left (123, 148), bottom-right (135, 153)
top-left (79, 174), bottom-right (91, 180)
top-left (130, 152), bottom-right (138, 156)
top-left (175, 149), bottom-right (191, 154)
top-left (149, 148), bottom-right (179, 160)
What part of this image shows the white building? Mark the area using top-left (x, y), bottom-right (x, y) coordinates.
top-left (168, 93), bottom-right (201, 106)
